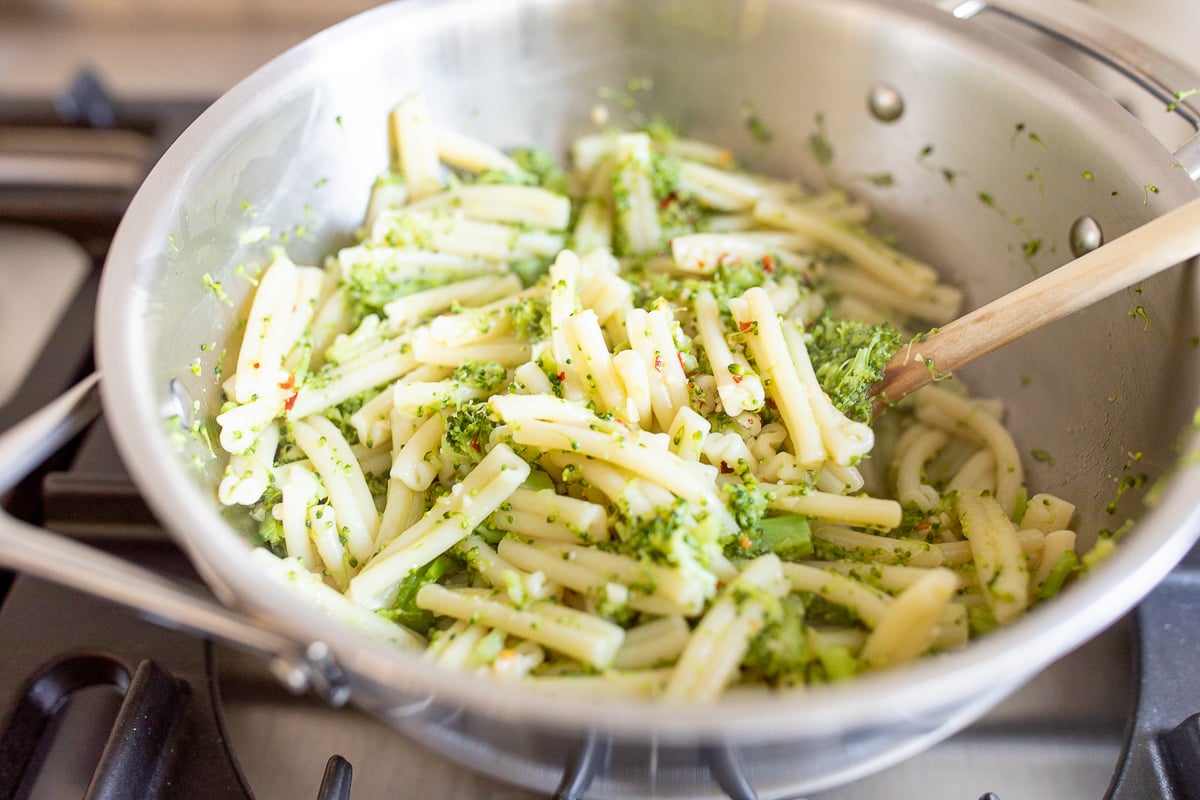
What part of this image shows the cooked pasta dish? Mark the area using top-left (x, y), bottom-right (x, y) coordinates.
top-left (214, 94), bottom-right (1083, 700)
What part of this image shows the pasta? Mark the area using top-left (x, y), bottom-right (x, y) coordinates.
top-left (216, 93), bottom-right (1090, 700)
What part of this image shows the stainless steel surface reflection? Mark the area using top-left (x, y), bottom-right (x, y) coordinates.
top-left (218, 621), bottom-right (1132, 799)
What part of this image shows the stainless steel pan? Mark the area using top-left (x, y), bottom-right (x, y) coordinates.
top-left (4, 0), bottom-right (1200, 796)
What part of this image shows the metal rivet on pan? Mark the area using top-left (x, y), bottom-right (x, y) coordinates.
top-left (1069, 215), bottom-right (1104, 257)
top-left (163, 378), bottom-right (194, 428)
top-left (867, 83), bottom-right (905, 122)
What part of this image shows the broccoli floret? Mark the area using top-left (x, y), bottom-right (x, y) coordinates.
top-left (719, 467), bottom-right (812, 561)
top-left (967, 605), bottom-right (998, 636)
top-left (798, 592), bottom-right (864, 628)
top-left (452, 360), bottom-right (508, 392)
top-left (649, 152), bottom-right (681, 203)
top-left (341, 253), bottom-right (471, 320)
top-left (613, 500), bottom-right (685, 564)
top-left (723, 472), bottom-right (771, 533)
top-left (806, 313), bottom-right (903, 423)
top-left (720, 468), bottom-right (772, 556)
top-left (251, 485), bottom-right (284, 552)
top-left (649, 151), bottom-right (705, 240)
top-left (376, 211), bottom-right (434, 250)
top-left (626, 267), bottom-right (690, 309)
top-left (743, 595), bottom-right (808, 687)
top-left (377, 554), bottom-right (460, 635)
top-left (474, 148), bottom-right (569, 194)
top-left (644, 117), bottom-right (680, 146)
top-left (812, 641), bottom-right (858, 682)
top-left (443, 400), bottom-right (499, 465)
top-left (611, 497), bottom-right (721, 569)
top-left (508, 295), bottom-right (551, 341)
top-left (711, 256), bottom-right (771, 305)
top-left (511, 258), bottom-right (553, 288)
top-left (322, 393), bottom-right (369, 446)
top-left (894, 503), bottom-right (948, 541)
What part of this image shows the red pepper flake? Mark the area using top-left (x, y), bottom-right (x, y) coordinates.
top-left (470, 436), bottom-right (481, 452)
top-left (278, 374), bottom-right (295, 391)
top-left (676, 352), bottom-right (687, 373)
top-left (738, 321), bottom-right (753, 332)
top-left (718, 461), bottom-right (734, 474)
top-left (251, 360), bottom-right (261, 370)
top-left (284, 392), bottom-right (299, 411)
top-left (762, 254), bottom-right (777, 274)
top-left (737, 533), bottom-right (753, 550)
top-left (556, 371), bottom-right (566, 383)
top-left (731, 373), bottom-right (744, 384)
top-left (654, 354), bottom-right (664, 372)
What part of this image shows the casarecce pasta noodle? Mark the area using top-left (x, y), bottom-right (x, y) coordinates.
top-left (216, 93), bottom-right (1087, 700)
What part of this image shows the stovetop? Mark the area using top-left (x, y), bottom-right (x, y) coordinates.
top-left (0, 74), bottom-right (1198, 800)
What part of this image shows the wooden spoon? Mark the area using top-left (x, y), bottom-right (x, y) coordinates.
top-left (872, 194), bottom-right (1200, 407)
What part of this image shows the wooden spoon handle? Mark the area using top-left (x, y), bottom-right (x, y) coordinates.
top-left (873, 194), bottom-right (1200, 406)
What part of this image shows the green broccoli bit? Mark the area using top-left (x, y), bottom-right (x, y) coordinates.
top-left (257, 511), bottom-right (283, 550)
top-left (756, 514), bottom-right (814, 561)
top-left (967, 605), bottom-right (998, 636)
top-left (644, 117), bottom-right (679, 146)
top-left (466, 629), bottom-right (507, 669)
top-left (323, 393), bottom-right (370, 445)
top-left (797, 592), bottom-right (863, 628)
top-left (744, 595), bottom-right (808, 686)
top-left (813, 642), bottom-right (858, 681)
top-left (452, 360), bottom-right (508, 392)
top-left (377, 554), bottom-right (460, 635)
top-left (807, 313), bottom-right (903, 423)
top-left (611, 498), bottom-right (719, 566)
top-left (649, 152), bottom-right (681, 203)
top-left (523, 469), bottom-right (556, 492)
top-left (1082, 537), bottom-right (1117, 571)
top-left (508, 295), bottom-right (551, 341)
top-left (252, 485), bottom-right (285, 551)
top-left (711, 256), bottom-right (771, 307)
top-left (342, 259), bottom-right (467, 319)
top-left (515, 148), bottom-right (570, 194)
top-left (626, 267), bottom-right (689, 309)
top-left (510, 258), bottom-right (552, 288)
top-left (1036, 551), bottom-right (1080, 600)
top-left (721, 469), bottom-right (771, 537)
top-left (443, 400), bottom-right (498, 464)
top-left (475, 149), bottom-right (568, 196)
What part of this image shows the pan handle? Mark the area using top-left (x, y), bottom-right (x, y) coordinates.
top-left (939, 0), bottom-right (1200, 179)
top-left (0, 374), bottom-right (351, 707)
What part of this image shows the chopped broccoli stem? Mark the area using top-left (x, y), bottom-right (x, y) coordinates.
top-left (757, 514), bottom-right (814, 561)
top-left (1036, 551), bottom-right (1080, 600)
top-left (967, 605), bottom-right (998, 636)
top-left (453, 360), bottom-right (508, 392)
top-left (814, 642), bottom-right (857, 681)
top-left (377, 554), bottom-right (461, 635)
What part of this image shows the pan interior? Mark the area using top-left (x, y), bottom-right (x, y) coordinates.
top-left (98, 0), bottom-right (1200, 746)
